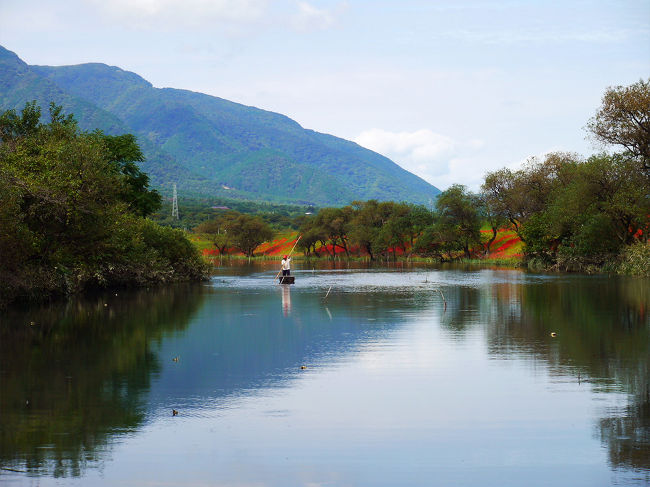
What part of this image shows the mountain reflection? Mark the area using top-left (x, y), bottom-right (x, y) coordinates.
top-left (441, 273), bottom-right (650, 471)
top-left (0, 284), bottom-right (205, 476)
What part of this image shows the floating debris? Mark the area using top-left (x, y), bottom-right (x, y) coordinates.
top-left (550, 332), bottom-right (557, 338)
top-left (172, 409), bottom-right (178, 416)
top-left (172, 356), bottom-right (179, 362)
top-left (300, 365), bottom-right (307, 370)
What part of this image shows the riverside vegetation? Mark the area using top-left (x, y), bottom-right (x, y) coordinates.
top-left (1, 80), bottom-right (648, 309)
top-left (194, 80), bottom-right (649, 276)
top-left (0, 102), bottom-right (209, 307)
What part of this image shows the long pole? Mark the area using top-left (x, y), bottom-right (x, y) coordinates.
top-left (275, 235), bottom-right (302, 281)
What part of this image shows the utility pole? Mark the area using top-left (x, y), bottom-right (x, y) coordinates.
top-left (172, 184), bottom-right (179, 220)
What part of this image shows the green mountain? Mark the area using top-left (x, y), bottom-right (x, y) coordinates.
top-left (0, 46), bottom-right (440, 205)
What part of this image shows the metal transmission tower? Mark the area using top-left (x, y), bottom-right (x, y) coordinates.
top-left (171, 184), bottom-right (179, 220)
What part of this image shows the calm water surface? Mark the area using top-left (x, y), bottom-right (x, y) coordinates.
top-left (1, 264), bottom-right (649, 486)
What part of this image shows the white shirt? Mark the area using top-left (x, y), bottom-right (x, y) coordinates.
top-left (281, 258), bottom-right (291, 270)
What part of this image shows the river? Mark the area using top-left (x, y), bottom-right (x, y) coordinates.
top-left (1, 263), bottom-right (648, 486)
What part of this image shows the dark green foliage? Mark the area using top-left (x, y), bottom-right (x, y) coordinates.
top-left (413, 220), bottom-right (460, 259)
top-left (194, 211), bottom-right (240, 255)
top-left (228, 213), bottom-right (275, 257)
top-left (488, 149), bottom-right (649, 270)
top-left (298, 200), bottom-right (436, 260)
top-left (98, 132), bottom-right (162, 216)
top-left (0, 102), bottom-right (208, 306)
top-left (0, 46), bottom-right (441, 206)
top-left (153, 196), bottom-right (312, 230)
top-left (194, 210), bottom-right (274, 257)
top-left (434, 184), bottom-right (482, 259)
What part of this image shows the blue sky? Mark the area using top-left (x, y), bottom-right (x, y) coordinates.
top-left (1, 0), bottom-right (648, 190)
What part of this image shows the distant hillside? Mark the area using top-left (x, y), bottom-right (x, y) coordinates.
top-left (0, 46), bottom-right (441, 205)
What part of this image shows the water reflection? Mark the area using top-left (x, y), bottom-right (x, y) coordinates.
top-left (281, 284), bottom-right (292, 316)
top-left (0, 284), bottom-right (205, 476)
top-left (0, 266), bottom-right (648, 485)
top-left (144, 280), bottom-right (430, 414)
top-left (441, 271), bottom-right (650, 472)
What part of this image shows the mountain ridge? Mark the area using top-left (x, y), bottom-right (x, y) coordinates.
top-left (0, 45), bottom-right (441, 205)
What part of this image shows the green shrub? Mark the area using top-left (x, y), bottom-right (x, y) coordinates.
top-left (617, 242), bottom-right (650, 277)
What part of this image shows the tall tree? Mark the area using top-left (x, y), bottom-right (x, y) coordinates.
top-left (348, 200), bottom-right (383, 260)
top-left (587, 78), bottom-right (650, 174)
top-left (435, 184), bottom-right (482, 259)
top-left (98, 133), bottom-right (162, 216)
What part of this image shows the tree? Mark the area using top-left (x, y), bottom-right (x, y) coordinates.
top-left (435, 184), bottom-right (481, 259)
top-left (194, 212), bottom-right (240, 255)
top-left (348, 200), bottom-right (382, 260)
top-left (587, 79), bottom-right (650, 174)
top-left (0, 100), bottom-right (41, 143)
top-left (98, 133), bottom-right (162, 217)
top-left (478, 190), bottom-right (508, 254)
top-left (482, 153), bottom-right (580, 242)
top-left (541, 153), bottom-right (647, 254)
top-left (312, 207), bottom-right (352, 258)
top-left (229, 214), bottom-right (274, 257)
top-left (0, 102), bottom-right (207, 305)
top-left (372, 202), bottom-right (411, 260)
top-left (413, 217), bottom-right (459, 261)
top-left (405, 204), bottom-right (434, 251)
top-left (297, 215), bottom-right (326, 257)
top-left (482, 168), bottom-right (526, 238)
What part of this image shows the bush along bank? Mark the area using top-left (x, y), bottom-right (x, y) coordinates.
top-left (0, 102), bottom-right (209, 308)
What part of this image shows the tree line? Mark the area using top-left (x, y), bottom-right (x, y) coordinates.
top-left (195, 212), bottom-right (275, 257)
top-left (482, 79), bottom-right (649, 271)
top-left (0, 102), bottom-right (209, 307)
top-left (289, 80), bottom-right (649, 271)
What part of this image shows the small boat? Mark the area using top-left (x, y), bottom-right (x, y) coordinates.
top-left (279, 276), bottom-right (295, 284)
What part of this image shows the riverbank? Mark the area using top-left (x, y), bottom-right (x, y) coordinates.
top-left (1, 222), bottom-right (211, 309)
top-left (193, 231), bottom-right (649, 277)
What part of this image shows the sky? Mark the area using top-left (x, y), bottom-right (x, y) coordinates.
top-left (0, 0), bottom-right (648, 190)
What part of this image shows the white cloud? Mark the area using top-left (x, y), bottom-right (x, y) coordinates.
top-left (353, 128), bottom-right (506, 191)
top-left (355, 129), bottom-right (455, 163)
top-left (354, 128), bottom-right (457, 183)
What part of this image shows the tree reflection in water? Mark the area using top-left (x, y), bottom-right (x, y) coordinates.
top-left (440, 272), bottom-right (649, 472)
top-left (1, 267), bottom-right (648, 482)
top-left (0, 284), bottom-right (205, 477)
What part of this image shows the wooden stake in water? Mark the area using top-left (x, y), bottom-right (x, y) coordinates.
top-left (322, 285), bottom-right (332, 303)
top-left (436, 288), bottom-right (447, 311)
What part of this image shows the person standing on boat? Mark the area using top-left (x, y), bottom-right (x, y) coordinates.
top-left (281, 255), bottom-right (291, 276)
